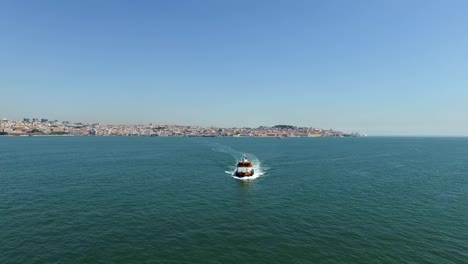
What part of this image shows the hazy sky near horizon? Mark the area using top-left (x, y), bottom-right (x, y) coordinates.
top-left (1, 0), bottom-right (468, 135)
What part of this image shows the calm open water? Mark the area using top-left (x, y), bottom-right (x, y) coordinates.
top-left (0, 137), bottom-right (467, 263)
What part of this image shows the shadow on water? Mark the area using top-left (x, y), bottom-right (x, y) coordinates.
top-left (235, 178), bottom-right (255, 191)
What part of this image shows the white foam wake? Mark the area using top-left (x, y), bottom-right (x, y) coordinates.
top-left (211, 142), bottom-right (266, 180)
top-left (224, 156), bottom-right (265, 181)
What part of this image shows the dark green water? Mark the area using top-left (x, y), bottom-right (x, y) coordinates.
top-left (1, 137), bottom-right (467, 263)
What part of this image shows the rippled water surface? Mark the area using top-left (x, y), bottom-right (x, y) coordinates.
top-left (1, 137), bottom-right (467, 263)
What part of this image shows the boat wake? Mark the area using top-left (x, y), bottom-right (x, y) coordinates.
top-left (211, 143), bottom-right (266, 180)
top-left (225, 170), bottom-right (263, 180)
top-left (224, 158), bottom-right (265, 180)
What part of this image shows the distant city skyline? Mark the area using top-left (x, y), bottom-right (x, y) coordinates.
top-left (1, 118), bottom-right (358, 137)
top-left (1, 1), bottom-right (468, 136)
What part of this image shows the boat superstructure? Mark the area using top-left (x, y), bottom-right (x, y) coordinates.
top-left (235, 154), bottom-right (254, 177)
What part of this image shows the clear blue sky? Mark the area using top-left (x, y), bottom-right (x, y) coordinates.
top-left (1, 0), bottom-right (467, 135)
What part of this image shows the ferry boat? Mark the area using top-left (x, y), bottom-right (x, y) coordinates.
top-left (235, 154), bottom-right (254, 177)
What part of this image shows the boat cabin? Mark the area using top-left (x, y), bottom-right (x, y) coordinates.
top-left (237, 154), bottom-right (253, 167)
top-left (237, 161), bottom-right (252, 167)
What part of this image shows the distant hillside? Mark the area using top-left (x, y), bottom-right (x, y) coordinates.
top-left (273, 125), bottom-right (296, 130)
